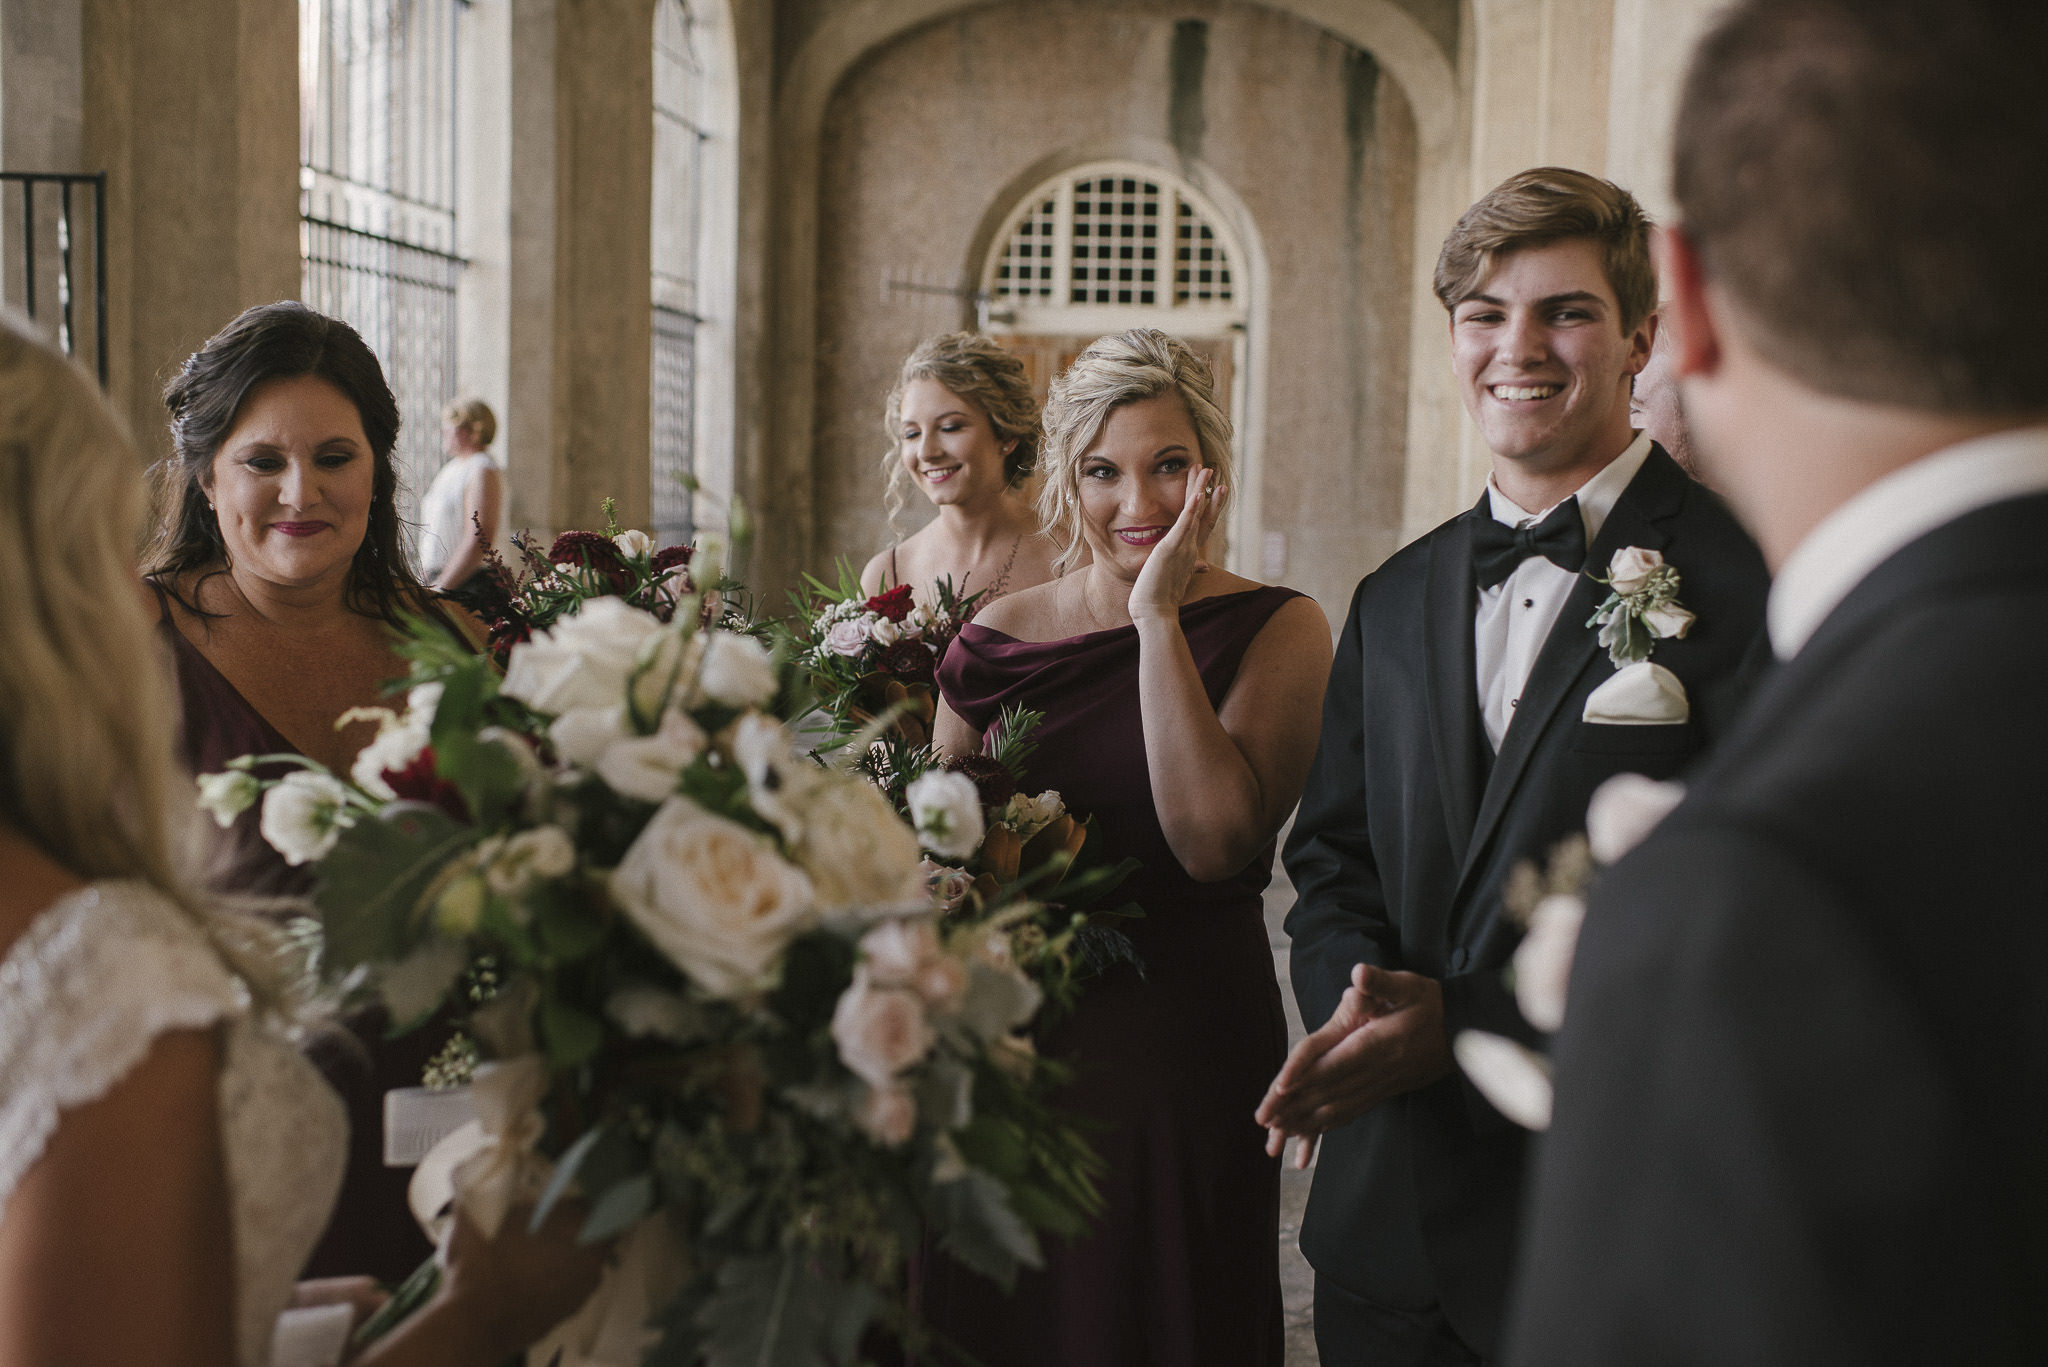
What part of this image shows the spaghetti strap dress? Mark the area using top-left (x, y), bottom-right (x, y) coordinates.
top-left (154, 584), bottom-right (448, 1285)
top-left (926, 585), bottom-right (1298, 1367)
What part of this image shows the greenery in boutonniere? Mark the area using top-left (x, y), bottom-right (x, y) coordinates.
top-left (1585, 546), bottom-right (1696, 666)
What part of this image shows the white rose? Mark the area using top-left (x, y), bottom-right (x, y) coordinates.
top-left (259, 770), bottom-right (355, 866)
top-left (906, 770), bottom-right (986, 861)
top-left (823, 619), bottom-right (871, 658)
top-left (1453, 1030), bottom-right (1554, 1131)
top-left (904, 606), bottom-right (935, 636)
top-left (859, 918), bottom-right (942, 989)
top-left (610, 797), bottom-right (817, 998)
top-left (605, 986), bottom-right (707, 1043)
top-left (1000, 789), bottom-right (1065, 842)
top-left (831, 971), bottom-right (936, 1086)
top-left (484, 825), bottom-right (577, 896)
top-left (350, 714), bottom-right (431, 800)
top-left (1585, 772), bottom-right (1688, 865)
top-left (869, 618), bottom-right (902, 647)
top-left (919, 858), bottom-right (975, 913)
top-left (854, 1081), bottom-right (918, 1147)
top-left (1606, 546), bottom-right (1666, 596)
top-left (196, 770), bottom-right (260, 828)
top-left (549, 706), bottom-right (629, 768)
top-left (914, 954), bottom-right (969, 1017)
top-left (1642, 602), bottom-right (1696, 640)
top-left (1513, 893), bottom-right (1585, 1034)
top-left (692, 630), bottom-right (779, 710)
top-left (612, 528), bottom-right (656, 558)
top-left (725, 710), bottom-right (822, 838)
top-left (595, 711), bottom-right (708, 803)
top-left (791, 777), bottom-right (927, 916)
top-left (956, 959), bottom-right (1042, 1044)
top-left (501, 597), bottom-right (666, 715)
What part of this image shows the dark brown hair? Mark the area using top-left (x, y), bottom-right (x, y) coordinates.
top-left (145, 301), bottom-right (422, 622)
top-left (1674, 0), bottom-right (2048, 413)
top-left (1434, 167), bottom-right (1656, 334)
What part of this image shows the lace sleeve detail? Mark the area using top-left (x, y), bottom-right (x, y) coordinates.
top-left (0, 882), bottom-right (245, 1213)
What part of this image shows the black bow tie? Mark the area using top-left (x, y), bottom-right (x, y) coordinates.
top-left (1471, 497), bottom-right (1587, 589)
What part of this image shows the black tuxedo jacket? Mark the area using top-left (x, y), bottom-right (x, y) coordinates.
top-left (1284, 446), bottom-right (1770, 1356)
top-left (1508, 490), bottom-right (2048, 1366)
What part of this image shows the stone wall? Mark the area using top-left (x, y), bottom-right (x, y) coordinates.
top-left (807, 0), bottom-right (1421, 625)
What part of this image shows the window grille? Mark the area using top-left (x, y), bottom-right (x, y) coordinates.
top-left (297, 0), bottom-right (463, 548)
top-left (0, 173), bottom-right (108, 383)
top-left (985, 163), bottom-right (1238, 327)
top-left (651, 0), bottom-right (704, 547)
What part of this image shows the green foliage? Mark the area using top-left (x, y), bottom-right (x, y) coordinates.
top-left (315, 804), bottom-right (473, 969)
top-left (926, 1168), bottom-right (1040, 1286)
top-left (985, 704), bottom-right (1045, 778)
top-left (695, 1253), bottom-right (877, 1367)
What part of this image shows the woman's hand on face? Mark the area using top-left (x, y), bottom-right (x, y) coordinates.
top-left (1128, 466), bottom-right (1225, 622)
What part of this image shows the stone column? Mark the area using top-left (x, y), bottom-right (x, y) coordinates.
top-left (82, 0), bottom-right (300, 458)
top-left (1605, 0), bottom-right (1725, 223)
top-left (497, 0), bottom-right (657, 543)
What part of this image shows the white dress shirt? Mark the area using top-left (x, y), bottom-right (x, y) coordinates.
top-left (1475, 432), bottom-right (1654, 750)
top-left (1768, 424), bottom-right (2048, 659)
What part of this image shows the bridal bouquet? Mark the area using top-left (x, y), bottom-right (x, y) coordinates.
top-left (787, 566), bottom-right (982, 748)
top-left (199, 537), bottom-right (1101, 1366)
top-left (857, 708), bottom-right (1142, 1017)
top-left (469, 501), bottom-right (702, 665)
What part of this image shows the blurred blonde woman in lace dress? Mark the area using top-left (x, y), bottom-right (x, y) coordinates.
top-left (0, 319), bottom-right (604, 1367)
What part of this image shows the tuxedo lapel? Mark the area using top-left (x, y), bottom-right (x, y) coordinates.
top-left (1457, 449), bottom-right (1690, 898)
top-left (1423, 514), bottom-right (1487, 871)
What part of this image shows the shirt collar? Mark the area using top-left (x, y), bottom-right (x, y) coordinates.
top-left (1768, 424), bottom-right (2048, 659)
top-left (1485, 430), bottom-right (1654, 544)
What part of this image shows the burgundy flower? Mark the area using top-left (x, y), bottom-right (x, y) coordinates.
top-left (876, 638), bottom-right (936, 686)
top-left (865, 584), bottom-right (915, 623)
top-left (382, 746), bottom-right (471, 823)
top-left (944, 753), bottom-right (1017, 808)
top-left (547, 531), bottom-right (633, 593)
top-left (652, 544), bottom-right (693, 575)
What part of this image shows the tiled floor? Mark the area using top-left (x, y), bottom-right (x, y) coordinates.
top-left (1264, 859), bottom-right (1320, 1367)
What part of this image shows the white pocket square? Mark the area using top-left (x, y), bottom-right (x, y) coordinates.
top-left (1582, 661), bottom-right (1689, 725)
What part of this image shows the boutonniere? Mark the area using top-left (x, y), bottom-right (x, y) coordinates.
top-left (1585, 547), bottom-right (1695, 667)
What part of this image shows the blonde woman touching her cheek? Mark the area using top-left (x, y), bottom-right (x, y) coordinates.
top-left (924, 328), bottom-right (1333, 1367)
top-left (860, 332), bottom-right (1064, 611)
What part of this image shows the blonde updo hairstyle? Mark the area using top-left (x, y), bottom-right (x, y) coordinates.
top-left (1038, 328), bottom-right (1234, 576)
top-left (0, 319), bottom-right (198, 904)
top-left (880, 332), bottom-right (1042, 537)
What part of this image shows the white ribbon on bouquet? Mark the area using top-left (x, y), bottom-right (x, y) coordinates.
top-left (406, 1055), bottom-right (691, 1367)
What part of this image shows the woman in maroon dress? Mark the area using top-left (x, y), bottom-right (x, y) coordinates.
top-left (931, 328), bottom-right (1333, 1366)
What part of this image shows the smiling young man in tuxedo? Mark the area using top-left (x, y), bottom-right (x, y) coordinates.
top-left (1257, 167), bottom-right (1770, 1366)
top-left (1508, 4), bottom-right (2048, 1364)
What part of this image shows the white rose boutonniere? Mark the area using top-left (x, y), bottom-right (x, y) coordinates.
top-left (1586, 547), bottom-right (1696, 667)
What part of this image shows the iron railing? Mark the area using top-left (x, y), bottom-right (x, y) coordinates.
top-left (651, 302), bottom-right (699, 547)
top-left (301, 213), bottom-right (462, 534)
top-left (1, 172), bottom-right (108, 383)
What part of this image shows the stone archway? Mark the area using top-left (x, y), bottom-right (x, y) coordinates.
top-left (758, 0), bottom-right (1468, 596)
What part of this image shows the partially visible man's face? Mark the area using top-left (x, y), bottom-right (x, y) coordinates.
top-left (1451, 237), bottom-right (1653, 488)
top-left (1630, 305), bottom-right (1699, 479)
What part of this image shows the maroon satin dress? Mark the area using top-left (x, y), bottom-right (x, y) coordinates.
top-left (928, 585), bottom-right (1296, 1367)
top-left (156, 585), bottom-right (443, 1285)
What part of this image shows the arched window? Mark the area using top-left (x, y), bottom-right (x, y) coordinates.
top-left (983, 163), bottom-right (1245, 337)
top-left (298, 0), bottom-right (463, 541)
top-left (651, 0), bottom-right (705, 547)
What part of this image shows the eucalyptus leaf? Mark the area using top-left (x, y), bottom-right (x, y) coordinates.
top-left (928, 1167), bottom-right (1041, 1286)
top-left (315, 803), bottom-right (472, 968)
top-left (530, 1122), bottom-right (610, 1230)
top-left (696, 1253), bottom-right (876, 1367)
top-left (581, 1172), bottom-right (655, 1243)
